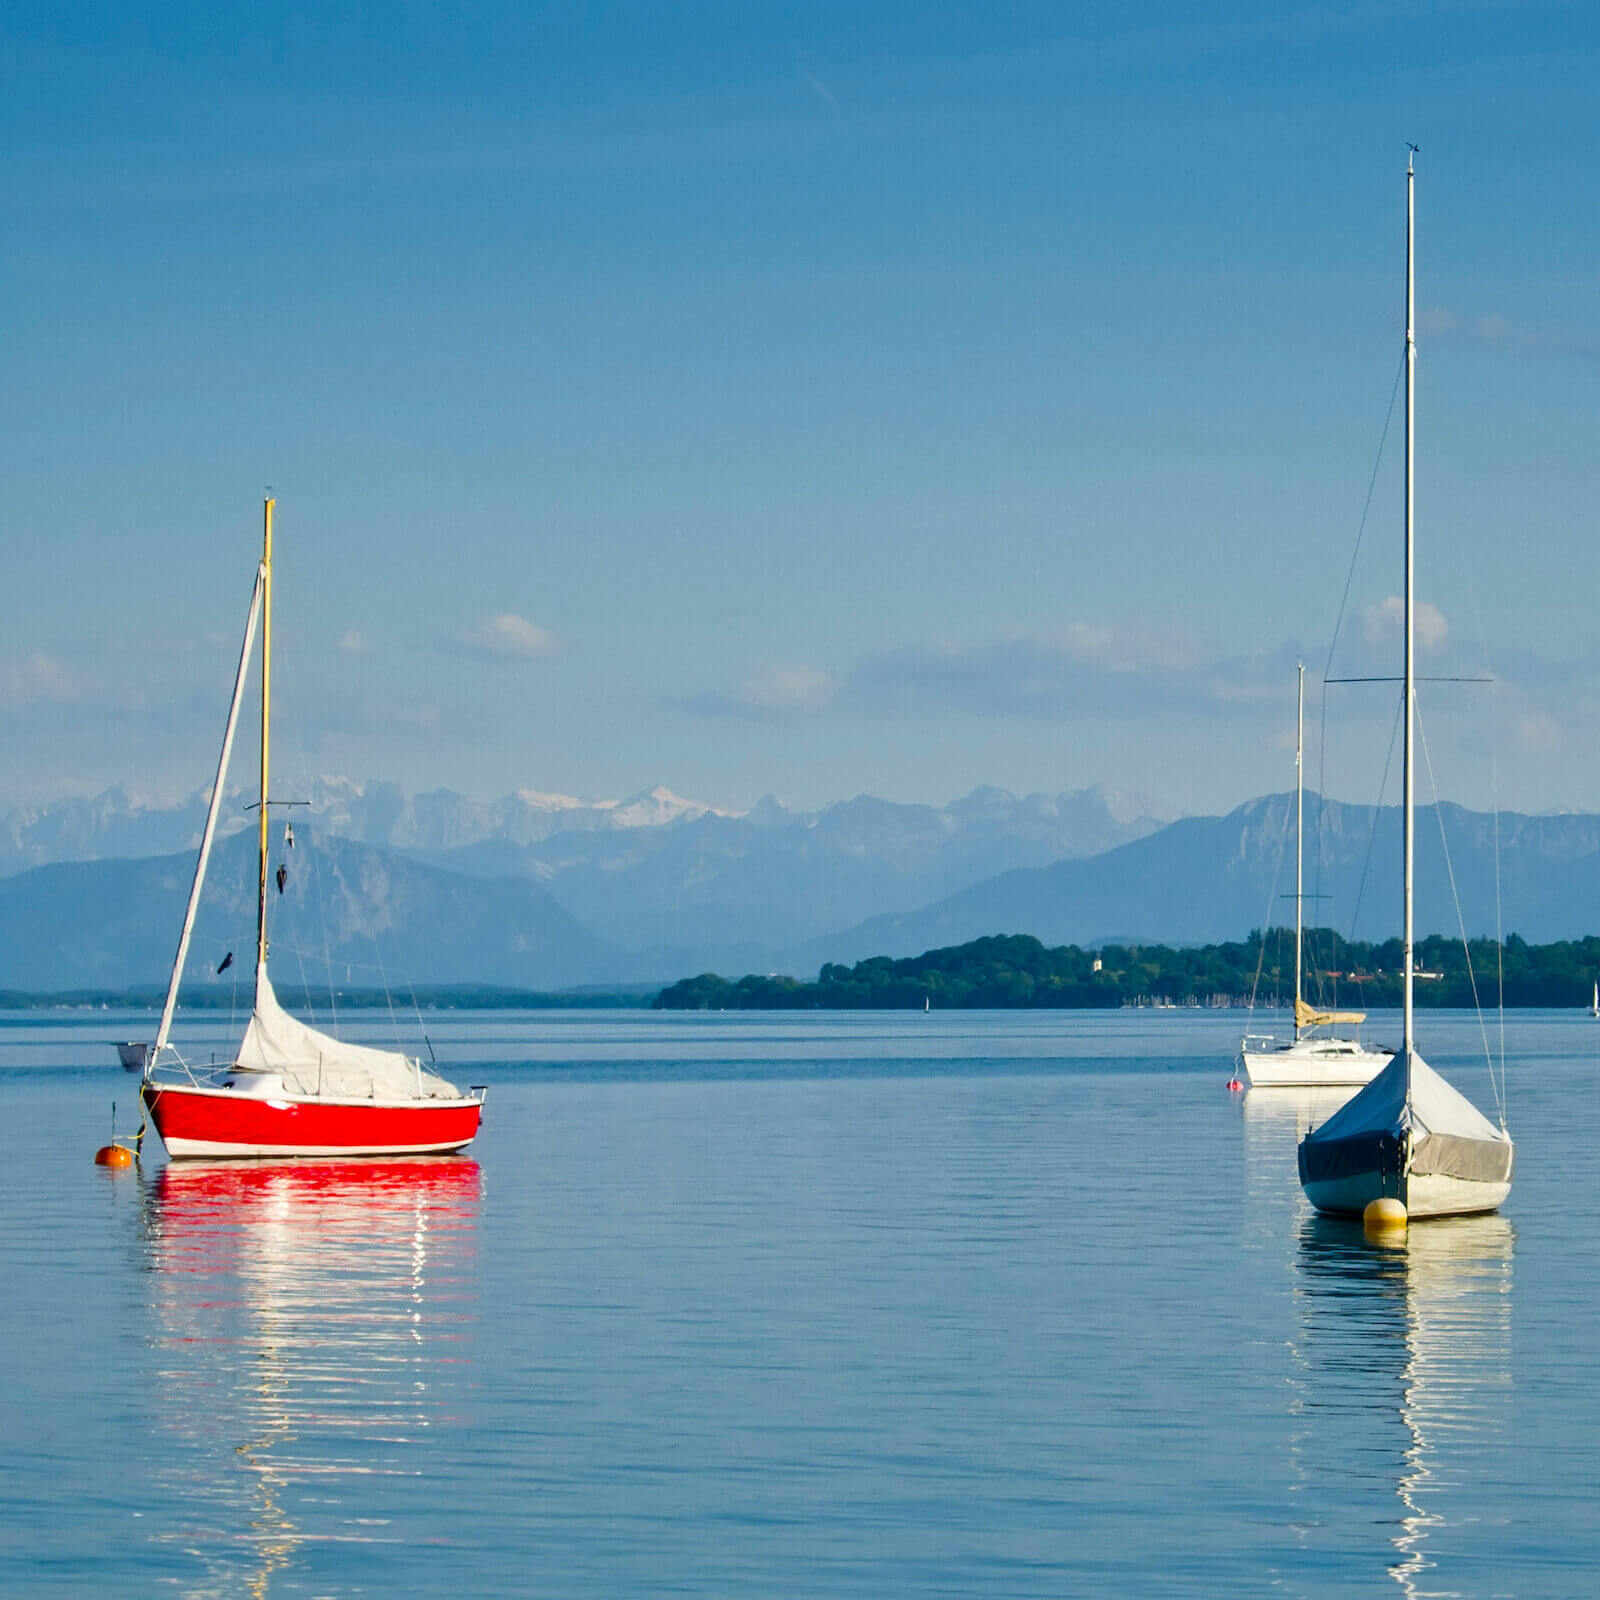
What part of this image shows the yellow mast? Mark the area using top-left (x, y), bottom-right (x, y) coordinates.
top-left (256, 497), bottom-right (274, 976)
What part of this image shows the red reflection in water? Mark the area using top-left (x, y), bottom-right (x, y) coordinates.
top-left (152, 1154), bottom-right (483, 1212)
top-left (139, 1157), bottom-right (483, 1594)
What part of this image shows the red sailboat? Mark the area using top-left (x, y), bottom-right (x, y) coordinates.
top-left (135, 499), bottom-right (484, 1159)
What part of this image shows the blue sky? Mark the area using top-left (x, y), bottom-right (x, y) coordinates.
top-left (3, 2), bottom-right (1598, 816)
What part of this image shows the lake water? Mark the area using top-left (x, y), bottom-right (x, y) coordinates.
top-left (0, 1007), bottom-right (1593, 1597)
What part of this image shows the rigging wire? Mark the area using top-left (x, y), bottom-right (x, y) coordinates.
top-left (271, 551), bottom-right (314, 1025)
top-left (399, 959), bottom-right (439, 1066)
top-left (268, 529), bottom-right (430, 1065)
top-left (372, 937), bottom-right (406, 1058)
top-left (1415, 698), bottom-right (1505, 1122)
top-left (1345, 690), bottom-right (1406, 950)
top-left (1473, 597), bottom-right (1509, 1119)
top-left (269, 535), bottom-right (343, 1035)
top-left (308, 831), bottom-right (341, 1036)
top-left (1245, 794), bottom-right (1292, 1021)
top-left (283, 818), bottom-right (320, 1028)
top-left (1315, 350), bottom-right (1408, 1011)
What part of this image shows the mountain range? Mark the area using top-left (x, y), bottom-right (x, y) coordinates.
top-left (0, 778), bottom-right (732, 872)
top-left (0, 779), bottom-right (1173, 981)
top-left (813, 795), bottom-right (1600, 964)
top-left (2, 779), bottom-right (1598, 992)
top-left (0, 827), bottom-right (611, 993)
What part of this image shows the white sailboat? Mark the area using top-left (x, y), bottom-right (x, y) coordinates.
top-left (1240, 661), bottom-right (1390, 1087)
top-left (1588, 981), bottom-right (1597, 1018)
top-left (1298, 155), bottom-right (1513, 1220)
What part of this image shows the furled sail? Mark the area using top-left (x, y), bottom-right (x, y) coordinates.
top-left (238, 967), bottom-right (459, 1101)
top-left (1298, 1049), bottom-right (1514, 1193)
top-left (1295, 998), bottom-right (1367, 1028)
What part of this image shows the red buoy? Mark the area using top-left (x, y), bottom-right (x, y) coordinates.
top-left (1225, 1078), bottom-right (1244, 1092)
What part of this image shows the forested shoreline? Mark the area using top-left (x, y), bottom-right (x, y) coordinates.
top-left (652, 930), bottom-right (1600, 1010)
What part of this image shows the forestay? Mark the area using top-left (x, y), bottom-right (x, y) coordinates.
top-left (238, 966), bottom-right (460, 1101)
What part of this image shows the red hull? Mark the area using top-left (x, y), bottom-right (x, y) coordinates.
top-left (143, 1082), bottom-right (483, 1159)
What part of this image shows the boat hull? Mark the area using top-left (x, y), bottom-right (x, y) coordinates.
top-left (143, 1082), bottom-right (482, 1160)
top-left (1300, 1170), bottom-right (1512, 1220)
top-left (1298, 1118), bottom-right (1515, 1219)
top-left (1240, 1041), bottom-right (1391, 1088)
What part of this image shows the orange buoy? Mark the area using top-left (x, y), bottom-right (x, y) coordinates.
top-left (95, 1144), bottom-right (134, 1169)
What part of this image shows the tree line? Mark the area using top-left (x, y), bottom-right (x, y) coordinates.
top-left (651, 929), bottom-right (1600, 1010)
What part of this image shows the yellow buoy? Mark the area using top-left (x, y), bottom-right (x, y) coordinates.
top-left (95, 1144), bottom-right (134, 1169)
top-left (1363, 1196), bottom-right (1407, 1230)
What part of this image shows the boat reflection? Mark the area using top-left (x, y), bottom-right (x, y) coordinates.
top-left (1239, 1087), bottom-right (1361, 1237)
top-left (1241, 1084), bottom-right (1362, 1144)
top-left (1294, 1211), bottom-right (1513, 1596)
top-left (139, 1157), bottom-right (482, 1598)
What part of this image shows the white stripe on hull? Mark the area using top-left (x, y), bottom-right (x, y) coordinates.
top-left (1303, 1171), bottom-right (1510, 1219)
top-left (161, 1135), bottom-right (477, 1159)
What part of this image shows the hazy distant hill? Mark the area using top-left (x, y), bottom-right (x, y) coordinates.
top-left (0, 828), bottom-right (613, 991)
top-left (805, 793), bottom-right (1600, 965)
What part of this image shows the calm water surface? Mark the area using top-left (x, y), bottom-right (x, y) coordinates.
top-left (0, 1008), bottom-right (1593, 1597)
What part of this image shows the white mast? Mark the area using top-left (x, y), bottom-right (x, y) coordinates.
top-left (150, 570), bottom-right (265, 1064)
top-left (1294, 659), bottom-right (1304, 1040)
top-left (1403, 150), bottom-right (1417, 1062)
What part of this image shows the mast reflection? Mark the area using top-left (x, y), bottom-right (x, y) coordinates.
top-left (139, 1157), bottom-right (482, 1598)
top-left (1293, 1212), bottom-right (1513, 1596)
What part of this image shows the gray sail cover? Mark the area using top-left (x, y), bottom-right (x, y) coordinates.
top-left (238, 966), bottom-right (460, 1101)
top-left (1299, 1048), bottom-right (1514, 1186)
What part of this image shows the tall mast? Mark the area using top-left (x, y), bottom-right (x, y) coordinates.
top-left (1294, 659), bottom-right (1304, 1040)
top-left (1403, 152), bottom-right (1417, 1059)
top-left (256, 497), bottom-right (274, 979)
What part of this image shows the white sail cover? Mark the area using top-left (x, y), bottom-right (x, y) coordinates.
top-left (1301, 1047), bottom-right (1513, 1186)
top-left (1308, 1049), bottom-right (1500, 1144)
top-left (237, 967), bottom-right (460, 1101)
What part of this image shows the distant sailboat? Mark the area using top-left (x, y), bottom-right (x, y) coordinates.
top-left (1589, 981), bottom-right (1597, 1019)
top-left (1240, 662), bottom-right (1390, 1088)
top-left (1298, 156), bottom-right (1513, 1220)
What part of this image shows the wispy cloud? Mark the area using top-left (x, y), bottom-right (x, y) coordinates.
top-left (0, 650), bottom-right (78, 709)
top-left (680, 663), bottom-right (837, 720)
top-left (1512, 712), bottom-right (1561, 754)
top-left (1362, 595), bottom-right (1448, 651)
top-left (680, 624), bottom-right (1297, 725)
top-left (798, 57), bottom-right (839, 108)
top-left (839, 625), bottom-right (1287, 719)
top-left (1424, 308), bottom-right (1600, 365)
top-left (338, 628), bottom-right (373, 656)
top-left (439, 613), bottom-right (558, 662)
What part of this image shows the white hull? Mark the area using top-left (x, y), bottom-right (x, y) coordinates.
top-left (1241, 1040), bottom-right (1390, 1088)
top-left (1303, 1171), bottom-right (1511, 1220)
